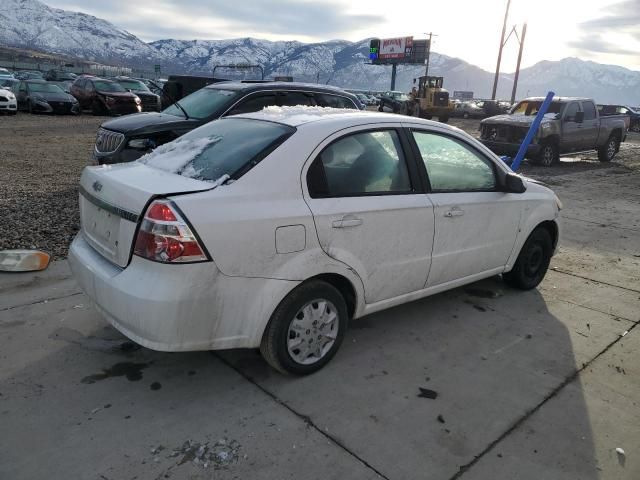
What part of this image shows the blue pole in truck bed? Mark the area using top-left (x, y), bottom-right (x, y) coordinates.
top-left (508, 90), bottom-right (555, 171)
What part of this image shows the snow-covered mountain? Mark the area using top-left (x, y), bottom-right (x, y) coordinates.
top-left (1, 0), bottom-right (640, 104)
top-left (0, 0), bottom-right (158, 63)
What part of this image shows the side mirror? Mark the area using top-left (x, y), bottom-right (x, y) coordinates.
top-left (503, 172), bottom-right (526, 193)
top-left (575, 111), bottom-right (584, 123)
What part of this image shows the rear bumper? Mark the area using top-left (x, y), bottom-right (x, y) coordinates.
top-left (68, 234), bottom-right (296, 351)
top-left (481, 140), bottom-right (540, 157)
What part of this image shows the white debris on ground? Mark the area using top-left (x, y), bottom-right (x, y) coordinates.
top-left (165, 438), bottom-right (241, 469)
top-left (137, 136), bottom-right (222, 176)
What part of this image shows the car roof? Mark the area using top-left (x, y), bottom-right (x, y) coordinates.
top-left (235, 105), bottom-right (447, 128)
top-left (24, 79), bottom-right (47, 83)
top-left (521, 96), bottom-right (592, 102)
top-left (205, 81), bottom-right (357, 97)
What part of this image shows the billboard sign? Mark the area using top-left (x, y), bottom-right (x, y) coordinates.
top-left (379, 36), bottom-right (413, 60)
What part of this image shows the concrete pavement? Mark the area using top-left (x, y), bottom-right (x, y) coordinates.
top-left (1, 163), bottom-right (639, 479)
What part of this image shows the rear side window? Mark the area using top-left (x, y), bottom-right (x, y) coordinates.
top-left (307, 130), bottom-right (411, 197)
top-left (139, 118), bottom-right (295, 182)
top-left (581, 101), bottom-right (596, 120)
top-left (316, 94), bottom-right (356, 109)
top-left (412, 131), bottom-right (496, 192)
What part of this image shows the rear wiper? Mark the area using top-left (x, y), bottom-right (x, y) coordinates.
top-left (147, 79), bottom-right (189, 120)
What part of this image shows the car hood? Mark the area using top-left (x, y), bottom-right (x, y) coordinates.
top-left (482, 113), bottom-right (557, 126)
top-left (100, 112), bottom-right (201, 135)
top-left (0, 88), bottom-right (14, 96)
top-left (33, 91), bottom-right (75, 102)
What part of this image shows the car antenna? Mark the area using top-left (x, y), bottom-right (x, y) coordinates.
top-left (147, 78), bottom-right (189, 120)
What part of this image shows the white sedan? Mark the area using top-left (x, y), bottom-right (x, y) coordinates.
top-left (0, 87), bottom-right (17, 115)
top-left (69, 107), bottom-right (561, 374)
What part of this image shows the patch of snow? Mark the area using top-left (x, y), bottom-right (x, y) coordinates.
top-left (138, 136), bottom-right (221, 175)
top-left (256, 105), bottom-right (358, 123)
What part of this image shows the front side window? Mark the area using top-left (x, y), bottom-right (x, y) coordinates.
top-left (280, 91), bottom-right (314, 107)
top-left (564, 102), bottom-right (580, 122)
top-left (227, 93), bottom-right (278, 115)
top-left (308, 130), bottom-right (411, 197)
top-left (412, 132), bottom-right (496, 192)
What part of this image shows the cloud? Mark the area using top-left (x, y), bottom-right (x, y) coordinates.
top-left (47, 0), bottom-right (383, 40)
top-left (570, 0), bottom-right (640, 56)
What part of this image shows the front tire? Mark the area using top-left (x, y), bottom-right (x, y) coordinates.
top-left (503, 227), bottom-right (553, 290)
top-left (536, 142), bottom-right (558, 167)
top-left (598, 135), bottom-right (618, 162)
top-left (378, 104), bottom-right (384, 112)
top-left (260, 280), bottom-right (348, 375)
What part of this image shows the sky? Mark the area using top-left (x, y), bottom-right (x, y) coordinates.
top-left (46, 0), bottom-right (640, 72)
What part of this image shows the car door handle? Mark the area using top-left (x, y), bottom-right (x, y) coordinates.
top-left (444, 208), bottom-right (464, 218)
top-left (332, 217), bottom-right (363, 228)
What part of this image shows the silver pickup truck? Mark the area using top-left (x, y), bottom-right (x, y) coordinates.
top-left (480, 97), bottom-right (628, 166)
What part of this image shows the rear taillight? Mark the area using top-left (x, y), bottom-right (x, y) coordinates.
top-left (134, 200), bottom-right (208, 263)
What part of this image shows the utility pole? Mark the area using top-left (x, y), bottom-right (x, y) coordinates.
top-left (491, 0), bottom-right (511, 100)
top-left (424, 32), bottom-right (434, 77)
top-left (510, 22), bottom-right (527, 104)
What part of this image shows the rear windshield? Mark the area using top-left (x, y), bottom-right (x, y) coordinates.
top-left (163, 88), bottom-right (240, 120)
top-left (28, 83), bottom-right (64, 93)
top-left (138, 118), bottom-right (295, 182)
top-left (510, 100), bottom-right (564, 116)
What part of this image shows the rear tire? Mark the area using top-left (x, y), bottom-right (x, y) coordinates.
top-left (92, 100), bottom-right (105, 116)
top-left (260, 280), bottom-right (348, 375)
top-left (630, 122), bottom-right (640, 133)
top-left (503, 227), bottom-right (553, 290)
top-left (597, 135), bottom-right (618, 162)
top-left (378, 104), bottom-right (384, 112)
top-left (463, 112), bottom-right (470, 119)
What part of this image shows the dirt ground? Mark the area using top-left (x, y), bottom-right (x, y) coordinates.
top-left (1, 112), bottom-right (639, 258)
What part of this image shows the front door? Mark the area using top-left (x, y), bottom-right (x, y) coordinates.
top-left (579, 101), bottom-right (599, 150)
top-left (304, 127), bottom-right (434, 304)
top-left (559, 101), bottom-right (583, 152)
top-left (410, 129), bottom-right (522, 287)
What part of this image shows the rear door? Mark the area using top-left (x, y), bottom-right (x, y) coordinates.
top-left (304, 125), bottom-right (434, 304)
top-left (559, 101), bottom-right (583, 152)
top-left (409, 129), bottom-right (522, 287)
top-left (579, 101), bottom-right (599, 149)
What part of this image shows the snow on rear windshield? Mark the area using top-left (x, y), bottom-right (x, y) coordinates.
top-left (138, 118), bottom-right (295, 183)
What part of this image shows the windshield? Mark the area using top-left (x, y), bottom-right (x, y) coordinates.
top-left (163, 88), bottom-right (239, 120)
top-left (93, 81), bottom-right (126, 92)
top-left (28, 83), bottom-right (65, 93)
top-left (139, 118), bottom-right (295, 182)
top-left (510, 100), bottom-right (564, 116)
top-left (117, 79), bottom-right (149, 91)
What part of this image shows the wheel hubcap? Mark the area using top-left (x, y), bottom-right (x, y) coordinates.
top-left (287, 299), bottom-right (338, 365)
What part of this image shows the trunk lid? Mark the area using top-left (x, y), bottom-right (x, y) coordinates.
top-left (78, 162), bottom-right (213, 267)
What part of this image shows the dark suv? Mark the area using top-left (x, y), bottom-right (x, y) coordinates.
top-left (109, 76), bottom-right (161, 112)
top-left (93, 81), bottom-right (362, 164)
top-left (71, 77), bottom-right (141, 116)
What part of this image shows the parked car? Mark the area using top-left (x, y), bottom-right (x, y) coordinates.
top-left (70, 77), bottom-right (141, 116)
top-left (0, 78), bottom-right (20, 92)
top-left (0, 67), bottom-right (14, 79)
top-left (378, 91), bottom-right (410, 113)
top-left (14, 70), bottom-right (43, 80)
top-left (69, 108), bottom-right (561, 375)
top-left (480, 97), bottom-right (628, 166)
top-left (356, 93), bottom-right (375, 107)
top-left (0, 87), bottom-right (17, 115)
top-left (15, 80), bottom-right (80, 114)
top-left (43, 70), bottom-right (76, 82)
top-left (109, 76), bottom-right (161, 112)
top-left (598, 104), bottom-right (640, 133)
top-left (366, 94), bottom-right (379, 106)
top-left (92, 81), bottom-right (361, 164)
